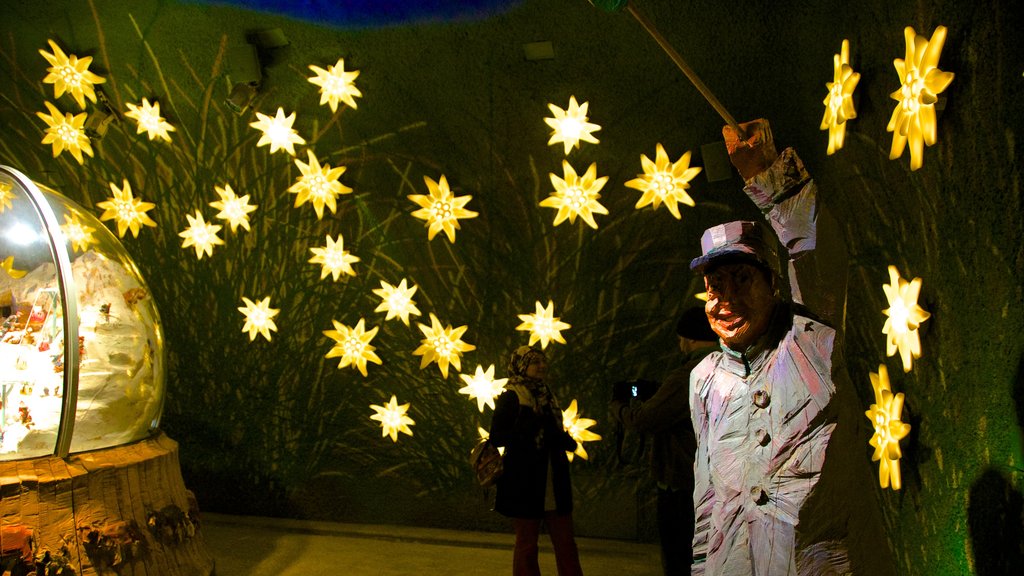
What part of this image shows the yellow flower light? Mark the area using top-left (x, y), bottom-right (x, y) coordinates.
top-left (544, 95), bottom-right (601, 155)
top-left (39, 39), bottom-right (105, 109)
top-left (60, 213), bottom-right (96, 252)
top-left (124, 98), bottom-right (176, 142)
top-left (1, 182), bottom-right (15, 213)
top-left (1, 256), bottom-right (27, 279)
top-left (865, 364), bottom-right (911, 490)
top-left (288, 150), bottom-right (352, 219)
top-left (307, 58), bottom-right (362, 112)
top-left (624, 144), bottom-right (701, 219)
top-left (249, 107), bottom-right (306, 156)
top-left (820, 39), bottom-right (861, 155)
top-left (516, 300), bottom-right (571, 349)
top-left (408, 175), bottom-right (478, 243)
top-left (887, 26), bottom-right (954, 171)
top-left (458, 364), bottom-right (509, 412)
top-left (96, 179), bottom-right (156, 238)
top-left (882, 265), bottom-right (931, 372)
top-left (209, 184), bottom-right (257, 233)
top-left (540, 160), bottom-right (609, 229)
top-left (372, 278), bottom-right (422, 326)
top-left (369, 395), bottom-right (415, 443)
top-left (238, 296), bottom-right (279, 342)
top-left (413, 313), bottom-right (476, 378)
top-left (324, 318), bottom-right (382, 377)
top-left (309, 234), bottom-right (360, 281)
top-left (178, 209), bottom-right (224, 259)
top-left (36, 101), bottom-right (93, 164)
top-left (562, 399), bottom-right (602, 462)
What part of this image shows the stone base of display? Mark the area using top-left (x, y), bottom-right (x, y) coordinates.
top-left (0, 432), bottom-right (215, 576)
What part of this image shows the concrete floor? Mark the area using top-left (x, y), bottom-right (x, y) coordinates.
top-left (202, 512), bottom-right (662, 576)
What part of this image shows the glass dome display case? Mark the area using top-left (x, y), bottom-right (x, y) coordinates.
top-left (0, 165), bottom-right (164, 460)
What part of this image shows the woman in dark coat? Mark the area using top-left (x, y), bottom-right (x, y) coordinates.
top-left (489, 345), bottom-right (583, 576)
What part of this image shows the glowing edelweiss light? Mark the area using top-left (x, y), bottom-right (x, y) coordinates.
top-left (372, 278), bottom-right (421, 326)
top-left (178, 210), bottom-right (224, 259)
top-left (408, 175), bottom-right (478, 243)
top-left (544, 95), bottom-right (601, 155)
top-left (887, 26), bottom-right (954, 171)
top-left (865, 364), bottom-right (911, 490)
top-left (1, 182), bottom-right (15, 213)
top-left (39, 39), bottom-right (105, 109)
top-left (249, 107), bottom-right (307, 156)
top-left (124, 98), bottom-right (176, 142)
top-left (820, 39), bottom-right (861, 155)
top-left (96, 179), bottom-right (156, 238)
top-left (307, 58), bottom-right (362, 112)
top-left (36, 101), bottom-right (93, 164)
top-left (624, 144), bottom-right (702, 219)
top-left (882, 265), bottom-right (931, 372)
top-left (288, 150), bottom-right (352, 219)
top-left (562, 399), bottom-right (602, 462)
top-left (413, 313), bottom-right (476, 378)
top-left (370, 395), bottom-right (415, 443)
top-left (516, 300), bottom-right (571, 349)
top-left (209, 184), bottom-right (257, 233)
top-left (60, 213), bottom-right (97, 252)
top-left (238, 296), bottom-right (279, 342)
top-left (309, 234), bottom-right (360, 281)
top-left (324, 318), bottom-right (382, 377)
top-left (458, 364), bottom-right (509, 412)
top-left (540, 160), bottom-right (609, 229)
top-left (1, 256), bottom-right (27, 279)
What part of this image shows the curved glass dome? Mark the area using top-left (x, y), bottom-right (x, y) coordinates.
top-left (0, 165), bottom-right (164, 460)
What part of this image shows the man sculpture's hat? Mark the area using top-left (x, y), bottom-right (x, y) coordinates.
top-left (689, 220), bottom-right (778, 274)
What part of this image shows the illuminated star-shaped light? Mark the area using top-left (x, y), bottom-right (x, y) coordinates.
top-left (413, 313), bottom-right (477, 378)
top-left (516, 300), bottom-right (571, 349)
top-left (289, 150), bottom-right (351, 219)
top-left (60, 212), bottom-right (97, 252)
top-left (821, 39), bottom-right (861, 155)
top-left (409, 175), bottom-right (478, 243)
top-left (458, 364), bottom-right (509, 412)
top-left (887, 26), bottom-right (954, 171)
top-left (39, 39), bottom-right (105, 109)
top-left (238, 296), bottom-right (279, 342)
top-left (209, 183), bottom-right (257, 233)
top-left (124, 98), bottom-right (176, 142)
top-left (324, 318), bottom-right (382, 377)
top-left (540, 160), bottom-right (609, 229)
top-left (36, 101), bottom-right (93, 164)
top-left (96, 179), bottom-right (156, 238)
top-left (372, 278), bottom-right (422, 326)
top-left (1, 181), bottom-right (15, 213)
top-left (624, 143), bottom-right (702, 219)
top-left (544, 95), bottom-right (601, 155)
top-left (309, 234), bottom-right (360, 281)
top-left (369, 395), bottom-right (415, 443)
top-left (882, 265), bottom-right (931, 372)
top-left (865, 364), bottom-right (911, 490)
top-left (1, 256), bottom-right (27, 279)
top-left (307, 58), bottom-right (362, 112)
top-left (562, 399), bottom-right (602, 462)
top-left (249, 107), bottom-right (306, 156)
top-left (178, 210), bottom-right (224, 259)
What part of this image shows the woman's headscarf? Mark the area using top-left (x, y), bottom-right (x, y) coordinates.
top-left (507, 345), bottom-right (556, 413)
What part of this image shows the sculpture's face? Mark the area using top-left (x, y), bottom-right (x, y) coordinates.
top-left (704, 262), bottom-right (776, 351)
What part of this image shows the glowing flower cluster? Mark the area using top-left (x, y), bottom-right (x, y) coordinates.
top-left (821, 39), bottom-right (861, 155)
top-left (124, 98), bottom-right (176, 142)
top-left (0, 182), bottom-right (15, 213)
top-left (308, 58), bottom-right (362, 112)
top-left (887, 26), bottom-right (954, 171)
top-left (370, 395), bottom-right (415, 443)
top-left (250, 107), bottom-right (306, 156)
top-left (178, 210), bottom-right (224, 259)
top-left (289, 150), bottom-right (352, 219)
top-left (413, 313), bottom-right (476, 378)
top-left (309, 234), bottom-right (360, 281)
top-left (516, 300), bottom-right (571, 349)
top-left (39, 39), bottom-right (105, 109)
top-left (458, 364), bottom-right (508, 412)
top-left (209, 184), bottom-right (257, 233)
top-left (96, 179), bottom-right (156, 238)
top-left (624, 144), bottom-right (701, 219)
top-left (372, 278), bottom-right (421, 326)
top-left (408, 175), bottom-right (478, 243)
top-left (882, 265), bottom-right (931, 372)
top-left (238, 296), bottom-right (280, 342)
top-left (865, 364), bottom-right (911, 490)
top-left (561, 399), bottom-right (602, 462)
top-left (36, 101), bottom-right (93, 164)
top-left (324, 318), bottom-right (382, 377)
top-left (60, 213), bottom-right (97, 252)
top-left (544, 96), bottom-right (601, 155)
top-left (540, 161), bottom-right (609, 229)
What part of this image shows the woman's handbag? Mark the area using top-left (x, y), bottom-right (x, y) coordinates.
top-left (470, 439), bottom-right (503, 488)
